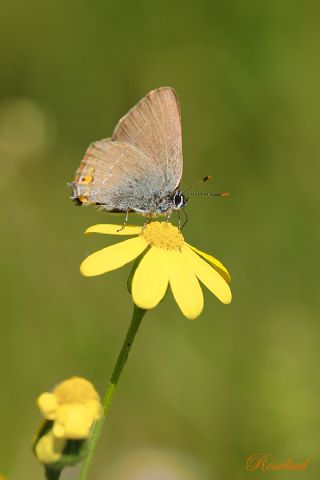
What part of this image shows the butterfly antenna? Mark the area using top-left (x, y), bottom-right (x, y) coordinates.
top-left (183, 175), bottom-right (212, 193)
top-left (188, 191), bottom-right (230, 197)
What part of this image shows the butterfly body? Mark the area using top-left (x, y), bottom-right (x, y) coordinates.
top-left (69, 87), bottom-right (185, 217)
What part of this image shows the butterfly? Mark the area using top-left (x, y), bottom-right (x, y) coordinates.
top-left (69, 87), bottom-right (228, 225)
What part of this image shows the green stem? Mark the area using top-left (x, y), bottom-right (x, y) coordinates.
top-left (45, 467), bottom-right (61, 480)
top-left (78, 305), bottom-right (146, 480)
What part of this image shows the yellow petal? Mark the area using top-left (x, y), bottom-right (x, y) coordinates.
top-left (182, 245), bottom-right (232, 304)
top-left (167, 250), bottom-right (204, 320)
top-left (53, 404), bottom-right (97, 439)
top-left (35, 431), bottom-right (66, 464)
top-left (132, 247), bottom-right (169, 309)
top-left (85, 224), bottom-right (142, 235)
top-left (37, 393), bottom-right (58, 420)
top-left (80, 237), bottom-right (147, 277)
top-left (53, 376), bottom-right (101, 403)
top-left (187, 243), bottom-right (231, 283)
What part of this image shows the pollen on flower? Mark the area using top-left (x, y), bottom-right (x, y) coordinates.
top-left (140, 222), bottom-right (184, 250)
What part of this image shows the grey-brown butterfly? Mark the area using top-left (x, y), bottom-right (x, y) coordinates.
top-left (69, 86), bottom-right (228, 223)
top-left (69, 87), bottom-right (186, 217)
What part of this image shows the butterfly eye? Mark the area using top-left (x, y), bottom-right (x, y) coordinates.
top-left (173, 192), bottom-right (186, 209)
top-left (79, 175), bottom-right (93, 185)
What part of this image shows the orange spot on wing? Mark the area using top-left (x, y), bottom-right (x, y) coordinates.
top-left (79, 175), bottom-right (93, 185)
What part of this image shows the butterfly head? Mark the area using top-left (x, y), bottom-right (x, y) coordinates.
top-left (155, 190), bottom-right (188, 215)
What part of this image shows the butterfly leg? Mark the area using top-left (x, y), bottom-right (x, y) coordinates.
top-left (180, 208), bottom-right (188, 230)
top-left (177, 209), bottom-right (181, 229)
top-left (166, 208), bottom-right (174, 223)
top-left (142, 214), bottom-right (153, 230)
top-left (117, 209), bottom-right (130, 232)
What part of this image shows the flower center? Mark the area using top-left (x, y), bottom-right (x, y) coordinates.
top-left (140, 221), bottom-right (184, 250)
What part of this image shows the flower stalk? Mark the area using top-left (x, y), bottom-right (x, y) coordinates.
top-left (45, 466), bottom-right (62, 480)
top-left (78, 305), bottom-right (146, 480)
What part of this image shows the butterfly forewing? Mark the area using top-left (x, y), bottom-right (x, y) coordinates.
top-left (113, 87), bottom-right (183, 192)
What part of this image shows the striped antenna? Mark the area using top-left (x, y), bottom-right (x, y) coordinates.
top-left (188, 191), bottom-right (230, 197)
top-left (183, 175), bottom-right (212, 193)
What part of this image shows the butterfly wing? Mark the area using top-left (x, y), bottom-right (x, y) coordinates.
top-left (69, 138), bottom-right (165, 212)
top-left (113, 86), bottom-right (183, 193)
top-left (70, 87), bottom-right (183, 213)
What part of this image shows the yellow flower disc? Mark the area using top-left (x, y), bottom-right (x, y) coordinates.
top-left (140, 222), bottom-right (184, 250)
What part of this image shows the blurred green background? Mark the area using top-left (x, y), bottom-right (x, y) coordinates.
top-left (1, 1), bottom-right (320, 479)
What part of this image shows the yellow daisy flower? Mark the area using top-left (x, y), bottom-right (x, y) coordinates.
top-left (80, 222), bottom-right (232, 320)
top-left (37, 376), bottom-right (103, 440)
